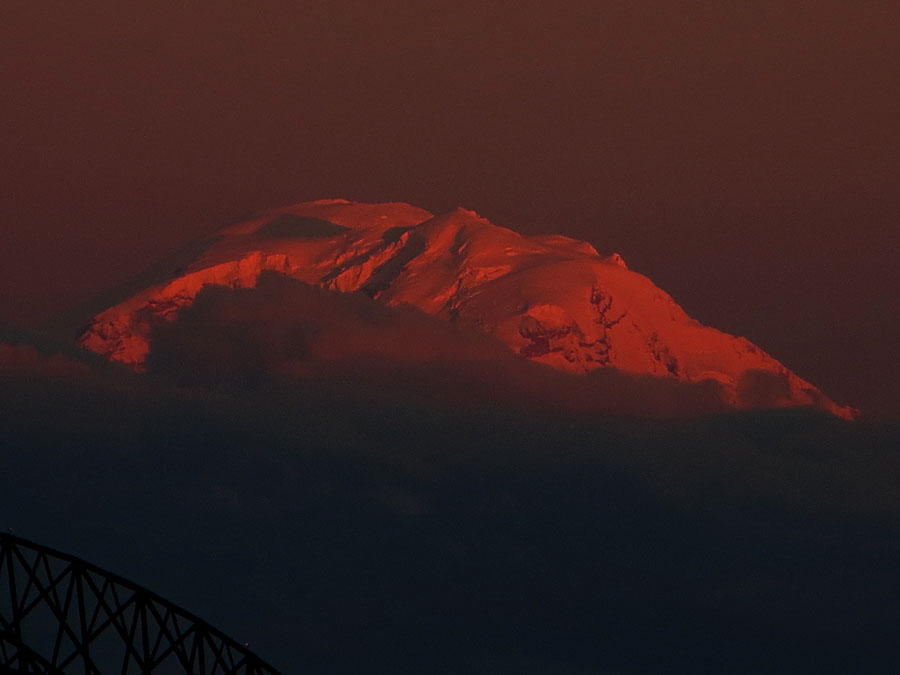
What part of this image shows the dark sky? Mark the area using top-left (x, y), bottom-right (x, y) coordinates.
top-left (2, 1), bottom-right (898, 416)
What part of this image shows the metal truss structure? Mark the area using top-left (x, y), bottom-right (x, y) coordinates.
top-left (0, 532), bottom-right (281, 674)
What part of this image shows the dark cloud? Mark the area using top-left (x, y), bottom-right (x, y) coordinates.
top-left (145, 272), bottom-right (515, 388)
top-left (0, 319), bottom-right (120, 371)
top-left (0, 322), bottom-right (106, 376)
top-left (737, 369), bottom-right (792, 408)
top-left (145, 272), bottom-right (730, 418)
top-left (0, 341), bottom-right (91, 376)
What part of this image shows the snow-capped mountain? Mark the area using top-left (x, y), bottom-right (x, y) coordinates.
top-left (76, 199), bottom-right (855, 418)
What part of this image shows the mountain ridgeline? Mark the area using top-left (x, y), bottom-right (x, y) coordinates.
top-left (75, 200), bottom-right (854, 419)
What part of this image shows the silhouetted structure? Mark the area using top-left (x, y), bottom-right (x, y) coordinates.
top-left (0, 532), bottom-right (280, 674)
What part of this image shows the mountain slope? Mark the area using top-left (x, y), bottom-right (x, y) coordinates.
top-left (76, 199), bottom-right (855, 418)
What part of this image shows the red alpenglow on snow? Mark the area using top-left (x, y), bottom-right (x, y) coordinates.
top-left (77, 200), bottom-right (855, 419)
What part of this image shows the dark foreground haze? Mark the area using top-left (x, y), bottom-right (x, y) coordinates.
top-left (2, 316), bottom-right (899, 673)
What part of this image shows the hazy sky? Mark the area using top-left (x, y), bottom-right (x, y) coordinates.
top-left (2, 1), bottom-right (898, 415)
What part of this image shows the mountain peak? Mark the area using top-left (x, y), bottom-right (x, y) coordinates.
top-left (606, 252), bottom-right (628, 269)
top-left (450, 206), bottom-right (487, 220)
top-left (74, 200), bottom-right (855, 419)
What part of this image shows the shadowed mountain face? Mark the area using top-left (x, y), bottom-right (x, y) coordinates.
top-left (75, 199), bottom-right (854, 418)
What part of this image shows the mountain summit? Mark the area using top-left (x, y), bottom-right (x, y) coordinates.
top-left (77, 200), bottom-right (854, 418)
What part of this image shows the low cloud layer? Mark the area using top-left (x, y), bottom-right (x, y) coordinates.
top-left (145, 272), bottom-right (734, 418)
top-left (0, 321), bottom-right (99, 376)
top-left (0, 341), bottom-right (91, 376)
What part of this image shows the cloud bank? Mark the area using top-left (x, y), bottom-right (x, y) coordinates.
top-left (145, 272), bottom-right (734, 418)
